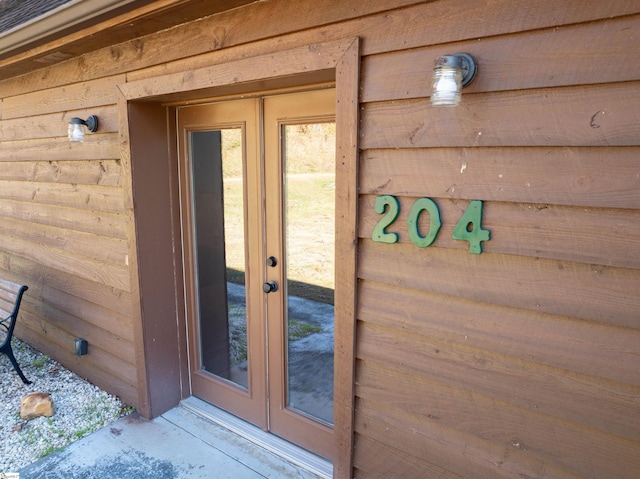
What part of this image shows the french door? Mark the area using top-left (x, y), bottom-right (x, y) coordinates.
top-left (177, 89), bottom-right (336, 460)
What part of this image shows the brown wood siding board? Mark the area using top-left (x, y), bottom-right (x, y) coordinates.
top-left (0, 252), bottom-right (134, 316)
top-left (40, 288), bottom-right (135, 343)
top-left (357, 359), bottom-right (640, 479)
top-left (358, 280), bottom-right (640, 388)
top-left (359, 241), bottom-right (640, 329)
top-left (0, 160), bottom-right (122, 187)
top-left (359, 195), bottom-right (640, 269)
top-left (361, 82), bottom-right (640, 149)
top-left (353, 433), bottom-right (465, 479)
top-left (1, 75), bottom-right (125, 120)
top-left (333, 37), bottom-right (360, 478)
top-left (17, 317), bottom-right (136, 380)
top-left (0, 232), bottom-right (130, 291)
top-left (17, 311), bottom-right (136, 381)
top-left (354, 395), bottom-right (585, 479)
top-left (356, 320), bottom-right (640, 443)
top-left (3, 0), bottom-right (640, 96)
top-left (0, 200), bottom-right (128, 240)
top-left (126, 5), bottom-right (640, 92)
top-left (0, 181), bottom-right (125, 213)
top-left (360, 147), bottom-right (640, 210)
top-left (0, 0), bottom-right (418, 94)
top-left (361, 13), bottom-right (640, 103)
top-left (119, 38), bottom-right (350, 100)
top-left (0, 105), bottom-right (117, 140)
top-left (16, 320), bottom-right (138, 406)
top-left (0, 216), bottom-right (128, 265)
top-left (0, 0), bottom-right (258, 78)
top-left (20, 301), bottom-right (135, 364)
top-left (0, 136), bottom-right (120, 163)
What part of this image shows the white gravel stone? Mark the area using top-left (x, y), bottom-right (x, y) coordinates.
top-left (0, 338), bottom-right (131, 473)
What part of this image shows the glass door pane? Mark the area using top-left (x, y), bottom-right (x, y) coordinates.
top-left (190, 128), bottom-right (248, 389)
top-left (283, 122), bottom-right (336, 425)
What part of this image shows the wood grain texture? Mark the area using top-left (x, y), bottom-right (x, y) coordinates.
top-left (0, 0), bottom-right (420, 96)
top-left (0, 160), bottom-right (122, 187)
top-left (0, 136), bottom-right (120, 163)
top-left (0, 199), bottom-right (128, 239)
top-left (0, 216), bottom-right (127, 264)
top-left (1, 76), bottom-right (125, 120)
top-left (20, 301), bottom-right (135, 363)
top-left (359, 240), bottom-right (640, 329)
top-left (360, 147), bottom-right (640, 209)
top-left (0, 232), bottom-right (130, 291)
top-left (0, 0), bottom-right (257, 80)
top-left (362, 82), bottom-right (640, 149)
top-left (358, 280), bottom-right (640, 387)
top-left (355, 396), bottom-right (584, 479)
top-left (357, 320), bottom-right (640, 447)
top-left (353, 434), bottom-right (465, 479)
top-left (360, 195), bottom-right (640, 269)
top-left (356, 360), bottom-right (640, 479)
top-left (0, 252), bottom-right (133, 316)
top-left (16, 317), bottom-right (138, 406)
top-left (361, 14), bottom-right (640, 102)
top-left (120, 38), bottom-right (354, 100)
top-left (0, 105), bottom-right (118, 140)
top-left (332, 37), bottom-right (360, 478)
top-left (0, 181), bottom-right (124, 213)
top-left (3, 0), bottom-right (639, 96)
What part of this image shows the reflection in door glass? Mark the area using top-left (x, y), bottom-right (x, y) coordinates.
top-left (190, 128), bottom-right (248, 389)
top-left (283, 122), bottom-right (335, 425)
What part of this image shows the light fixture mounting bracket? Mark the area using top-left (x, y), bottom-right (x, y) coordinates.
top-left (84, 115), bottom-right (99, 132)
top-left (456, 53), bottom-right (477, 87)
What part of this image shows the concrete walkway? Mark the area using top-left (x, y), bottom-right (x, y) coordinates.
top-left (20, 399), bottom-right (331, 479)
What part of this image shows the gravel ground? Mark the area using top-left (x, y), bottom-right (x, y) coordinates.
top-left (0, 338), bottom-right (132, 473)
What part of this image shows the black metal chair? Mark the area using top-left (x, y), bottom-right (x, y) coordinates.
top-left (0, 280), bottom-right (31, 384)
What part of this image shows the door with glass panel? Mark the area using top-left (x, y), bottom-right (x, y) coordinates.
top-left (177, 89), bottom-right (336, 460)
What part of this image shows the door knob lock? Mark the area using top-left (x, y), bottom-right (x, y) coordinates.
top-left (263, 281), bottom-right (278, 293)
top-left (266, 256), bottom-right (277, 267)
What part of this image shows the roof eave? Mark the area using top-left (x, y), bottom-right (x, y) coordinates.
top-left (0, 0), bottom-right (151, 59)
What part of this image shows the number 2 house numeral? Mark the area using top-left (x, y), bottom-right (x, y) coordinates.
top-left (372, 195), bottom-right (490, 254)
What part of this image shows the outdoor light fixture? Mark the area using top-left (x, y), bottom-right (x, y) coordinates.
top-left (430, 53), bottom-right (477, 107)
top-left (68, 115), bottom-right (98, 142)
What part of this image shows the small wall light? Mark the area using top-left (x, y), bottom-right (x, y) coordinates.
top-left (68, 115), bottom-right (98, 142)
top-left (430, 53), bottom-right (477, 107)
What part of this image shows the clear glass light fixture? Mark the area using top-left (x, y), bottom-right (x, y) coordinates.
top-left (68, 116), bottom-right (98, 142)
top-left (430, 53), bottom-right (477, 107)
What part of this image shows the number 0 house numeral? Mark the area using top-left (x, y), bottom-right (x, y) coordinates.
top-left (372, 196), bottom-right (490, 254)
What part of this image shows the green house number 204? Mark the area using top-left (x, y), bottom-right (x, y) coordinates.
top-left (372, 195), bottom-right (490, 254)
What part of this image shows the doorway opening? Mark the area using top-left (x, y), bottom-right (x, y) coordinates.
top-left (120, 37), bottom-right (359, 477)
top-left (178, 89), bottom-right (336, 460)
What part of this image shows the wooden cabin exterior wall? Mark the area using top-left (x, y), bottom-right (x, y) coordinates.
top-left (0, 1), bottom-right (639, 477)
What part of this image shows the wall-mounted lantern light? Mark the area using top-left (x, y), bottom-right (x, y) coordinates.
top-left (430, 53), bottom-right (477, 107)
top-left (68, 116), bottom-right (98, 142)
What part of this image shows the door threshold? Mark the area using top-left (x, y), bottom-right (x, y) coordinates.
top-left (181, 396), bottom-right (333, 479)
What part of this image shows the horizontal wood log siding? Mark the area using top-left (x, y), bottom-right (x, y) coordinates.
top-left (0, 0), bottom-right (638, 477)
top-left (353, 4), bottom-right (640, 479)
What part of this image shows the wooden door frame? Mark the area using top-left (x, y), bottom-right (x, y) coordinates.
top-left (176, 99), bottom-right (267, 428)
top-left (118, 37), bottom-right (360, 478)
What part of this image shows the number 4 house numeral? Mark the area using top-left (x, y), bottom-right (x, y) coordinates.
top-left (372, 195), bottom-right (490, 254)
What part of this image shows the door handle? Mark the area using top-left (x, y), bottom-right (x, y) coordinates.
top-left (263, 281), bottom-right (278, 293)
